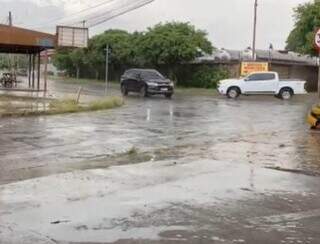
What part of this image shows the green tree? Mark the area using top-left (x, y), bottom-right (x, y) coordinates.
top-left (286, 1), bottom-right (320, 55)
top-left (88, 29), bottom-right (137, 79)
top-left (138, 22), bottom-right (214, 82)
top-left (53, 48), bottom-right (75, 76)
top-left (70, 48), bottom-right (86, 79)
top-left (54, 48), bottom-right (86, 78)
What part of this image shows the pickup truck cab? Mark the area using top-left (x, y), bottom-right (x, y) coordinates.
top-left (217, 72), bottom-right (307, 100)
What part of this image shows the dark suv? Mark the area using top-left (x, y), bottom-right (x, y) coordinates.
top-left (120, 69), bottom-right (174, 98)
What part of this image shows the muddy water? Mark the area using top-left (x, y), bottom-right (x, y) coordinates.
top-left (0, 92), bottom-right (319, 184)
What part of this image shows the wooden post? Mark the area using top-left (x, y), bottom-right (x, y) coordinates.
top-left (32, 54), bottom-right (35, 88)
top-left (44, 50), bottom-right (48, 93)
top-left (76, 86), bottom-right (83, 103)
top-left (37, 52), bottom-right (40, 91)
top-left (28, 54), bottom-right (31, 87)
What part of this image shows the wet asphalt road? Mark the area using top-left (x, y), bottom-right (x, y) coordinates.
top-left (0, 85), bottom-right (320, 184)
top-left (1, 81), bottom-right (320, 244)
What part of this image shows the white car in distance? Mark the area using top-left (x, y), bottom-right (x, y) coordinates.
top-left (217, 72), bottom-right (307, 100)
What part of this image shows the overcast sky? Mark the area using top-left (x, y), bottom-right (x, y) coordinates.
top-left (1, 0), bottom-right (311, 50)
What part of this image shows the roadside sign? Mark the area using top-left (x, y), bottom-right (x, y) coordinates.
top-left (241, 62), bottom-right (269, 76)
top-left (57, 26), bottom-right (89, 48)
top-left (315, 28), bottom-right (320, 51)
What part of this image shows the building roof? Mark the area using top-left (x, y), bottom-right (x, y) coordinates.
top-left (196, 49), bottom-right (318, 67)
top-left (0, 24), bottom-right (56, 54)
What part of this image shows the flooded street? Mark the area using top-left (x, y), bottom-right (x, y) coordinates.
top-left (1, 88), bottom-right (320, 184)
top-left (1, 84), bottom-right (320, 243)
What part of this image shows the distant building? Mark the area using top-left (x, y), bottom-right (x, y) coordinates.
top-left (196, 49), bottom-right (319, 91)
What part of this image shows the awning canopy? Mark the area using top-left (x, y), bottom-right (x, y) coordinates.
top-left (0, 24), bottom-right (56, 54)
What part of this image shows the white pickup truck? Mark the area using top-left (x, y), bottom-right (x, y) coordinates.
top-left (217, 72), bottom-right (307, 100)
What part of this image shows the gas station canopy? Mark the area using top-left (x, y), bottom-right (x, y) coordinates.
top-left (0, 24), bottom-right (56, 54)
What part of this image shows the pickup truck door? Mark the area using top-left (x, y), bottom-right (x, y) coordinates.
top-left (243, 73), bottom-right (277, 94)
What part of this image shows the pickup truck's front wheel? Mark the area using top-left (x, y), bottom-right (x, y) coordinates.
top-left (279, 88), bottom-right (293, 100)
top-left (227, 87), bottom-right (240, 99)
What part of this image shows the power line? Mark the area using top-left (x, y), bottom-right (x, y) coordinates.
top-left (87, 0), bottom-right (154, 28)
top-left (32, 0), bottom-right (154, 31)
top-left (28, 0), bottom-right (119, 29)
top-left (20, 0), bottom-right (155, 35)
top-left (61, 0), bottom-right (154, 27)
top-left (62, 0), bottom-right (153, 27)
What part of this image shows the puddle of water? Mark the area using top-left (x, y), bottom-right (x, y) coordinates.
top-left (1, 159), bottom-right (319, 243)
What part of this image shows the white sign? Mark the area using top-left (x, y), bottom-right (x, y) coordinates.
top-left (315, 28), bottom-right (320, 51)
top-left (57, 26), bottom-right (88, 48)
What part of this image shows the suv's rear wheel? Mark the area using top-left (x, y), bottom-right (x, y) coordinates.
top-left (121, 84), bottom-right (128, 96)
top-left (140, 85), bottom-right (147, 98)
top-left (165, 93), bottom-right (173, 99)
top-left (227, 87), bottom-right (240, 99)
top-left (279, 88), bottom-right (293, 100)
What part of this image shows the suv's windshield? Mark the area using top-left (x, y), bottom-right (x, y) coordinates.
top-left (141, 70), bottom-right (164, 80)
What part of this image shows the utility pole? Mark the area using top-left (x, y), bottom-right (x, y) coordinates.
top-left (105, 45), bottom-right (109, 95)
top-left (252, 0), bottom-right (258, 60)
top-left (8, 11), bottom-right (13, 75)
top-left (8, 11), bottom-right (12, 26)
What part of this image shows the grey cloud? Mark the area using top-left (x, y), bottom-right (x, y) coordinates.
top-left (1, 0), bottom-right (311, 49)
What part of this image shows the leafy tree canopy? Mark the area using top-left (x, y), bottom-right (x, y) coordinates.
top-left (286, 0), bottom-right (320, 55)
top-left (53, 22), bottom-right (214, 80)
top-left (138, 22), bottom-right (213, 66)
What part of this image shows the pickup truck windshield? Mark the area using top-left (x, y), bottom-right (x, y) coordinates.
top-left (247, 73), bottom-right (276, 81)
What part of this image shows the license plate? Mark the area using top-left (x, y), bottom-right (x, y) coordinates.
top-left (161, 88), bottom-right (168, 91)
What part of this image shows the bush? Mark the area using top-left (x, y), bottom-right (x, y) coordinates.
top-left (184, 66), bottom-right (229, 89)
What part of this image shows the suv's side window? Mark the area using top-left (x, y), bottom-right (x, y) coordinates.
top-left (247, 73), bottom-right (275, 81)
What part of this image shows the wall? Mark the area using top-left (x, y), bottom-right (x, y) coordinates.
top-left (270, 64), bottom-right (318, 92)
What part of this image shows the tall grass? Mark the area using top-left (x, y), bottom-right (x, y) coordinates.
top-left (88, 97), bottom-right (124, 111)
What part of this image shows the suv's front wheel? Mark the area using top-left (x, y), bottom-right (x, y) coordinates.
top-left (121, 84), bottom-right (128, 96)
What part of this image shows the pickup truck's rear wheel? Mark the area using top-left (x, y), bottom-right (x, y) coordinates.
top-left (279, 88), bottom-right (293, 100)
top-left (227, 87), bottom-right (240, 99)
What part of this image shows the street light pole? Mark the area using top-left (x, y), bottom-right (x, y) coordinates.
top-left (252, 0), bottom-right (258, 60)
